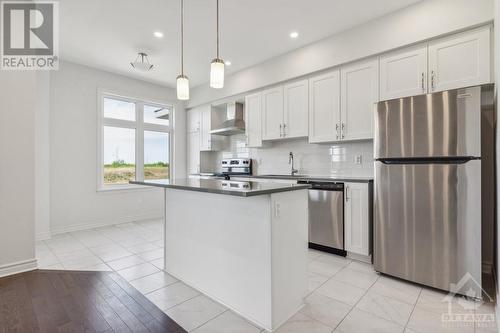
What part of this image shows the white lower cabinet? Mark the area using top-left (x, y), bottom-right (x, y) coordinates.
top-left (344, 182), bottom-right (370, 257)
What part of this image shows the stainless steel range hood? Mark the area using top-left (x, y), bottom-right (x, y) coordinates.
top-left (209, 102), bottom-right (245, 136)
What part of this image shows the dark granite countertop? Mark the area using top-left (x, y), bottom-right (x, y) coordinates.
top-left (229, 174), bottom-right (374, 183)
top-left (130, 178), bottom-right (311, 197)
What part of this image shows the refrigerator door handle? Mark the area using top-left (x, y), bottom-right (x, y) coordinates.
top-left (376, 157), bottom-right (480, 165)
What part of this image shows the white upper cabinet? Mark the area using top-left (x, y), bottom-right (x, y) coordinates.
top-left (187, 109), bottom-right (201, 174)
top-left (189, 105), bottom-right (218, 151)
top-left (199, 105), bottom-right (212, 151)
top-left (344, 182), bottom-right (370, 257)
top-left (428, 27), bottom-right (491, 93)
top-left (308, 69), bottom-right (341, 143)
top-left (187, 131), bottom-right (200, 175)
top-left (245, 92), bottom-right (263, 148)
top-left (187, 108), bottom-right (201, 133)
top-left (283, 80), bottom-right (309, 138)
top-left (341, 59), bottom-right (379, 141)
top-left (379, 44), bottom-right (428, 100)
top-left (262, 87), bottom-right (284, 140)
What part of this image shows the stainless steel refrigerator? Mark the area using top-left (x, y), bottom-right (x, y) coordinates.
top-left (373, 84), bottom-right (494, 297)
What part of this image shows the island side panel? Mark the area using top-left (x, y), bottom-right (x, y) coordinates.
top-left (164, 188), bottom-right (273, 329)
top-left (270, 189), bottom-right (308, 329)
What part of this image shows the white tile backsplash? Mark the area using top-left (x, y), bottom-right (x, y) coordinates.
top-left (207, 135), bottom-right (374, 178)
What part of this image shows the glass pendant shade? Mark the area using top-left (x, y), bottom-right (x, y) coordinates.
top-left (210, 58), bottom-right (225, 89)
top-left (176, 75), bottom-right (189, 100)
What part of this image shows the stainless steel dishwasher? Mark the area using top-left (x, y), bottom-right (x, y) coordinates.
top-left (300, 181), bottom-right (345, 256)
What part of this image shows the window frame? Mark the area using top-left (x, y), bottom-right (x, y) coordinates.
top-left (97, 89), bottom-right (174, 191)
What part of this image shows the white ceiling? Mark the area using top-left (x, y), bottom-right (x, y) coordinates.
top-left (60, 0), bottom-right (423, 88)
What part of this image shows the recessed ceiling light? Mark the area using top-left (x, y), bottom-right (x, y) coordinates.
top-left (289, 31), bottom-right (299, 39)
top-left (154, 31), bottom-right (164, 38)
top-left (225, 60), bottom-right (232, 66)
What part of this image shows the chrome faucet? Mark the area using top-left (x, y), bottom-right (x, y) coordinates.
top-left (289, 152), bottom-right (299, 176)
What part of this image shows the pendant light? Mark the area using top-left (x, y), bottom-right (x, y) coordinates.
top-left (210, 0), bottom-right (224, 89)
top-left (177, 0), bottom-right (189, 100)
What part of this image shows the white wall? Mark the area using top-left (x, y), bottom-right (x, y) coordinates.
top-left (188, 0), bottom-right (493, 107)
top-left (35, 72), bottom-right (51, 240)
top-left (0, 71), bottom-right (38, 275)
top-left (48, 61), bottom-right (186, 235)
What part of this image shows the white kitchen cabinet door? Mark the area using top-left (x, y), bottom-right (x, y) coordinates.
top-left (379, 44), bottom-right (427, 100)
top-left (283, 80), bottom-right (308, 138)
top-left (187, 108), bottom-right (201, 133)
top-left (428, 27), bottom-right (491, 93)
top-left (341, 58), bottom-right (379, 141)
top-left (262, 86), bottom-right (284, 140)
top-left (187, 131), bottom-right (200, 175)
top-left (308, 69), bottom-right (341, 143)
top-left (245, 92), bottom-right (262, 147)
top-left (199, 106), bottom-right (212, 151)
top-left (344, 182), bottom-right (369, 256)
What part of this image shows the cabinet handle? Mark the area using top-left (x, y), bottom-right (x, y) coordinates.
top-left (345, 186), bottom-right (349, 202)
top-left (336, 123), bottom-right (339, 140)
top-left (421, 72), bottom-right (425, 91)
top-left (431, 70), bottom-right (435, 90)
top-left (279, 124), bottom-right (283, 137)
top-left (283, 123), bottom-right (286, 137)
top-left (341, 123), bottom-right (345, 139)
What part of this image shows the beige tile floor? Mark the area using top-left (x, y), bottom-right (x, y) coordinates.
top-left (36, 220), bottom-right (498, 333)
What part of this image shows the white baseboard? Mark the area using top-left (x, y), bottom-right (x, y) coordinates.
top-left (347, 252), bottom-right (372, 264)
top-left (36, 230), bottom-right (52, 241)
top-left (0, 258), bottom-right (38, 278)
top-left (48, 213), bottom-right (163, 237)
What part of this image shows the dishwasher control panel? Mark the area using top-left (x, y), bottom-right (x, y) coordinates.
top-left (298, 181), bottom-right (344, 191)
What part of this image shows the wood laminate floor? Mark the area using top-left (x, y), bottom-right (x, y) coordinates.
top-left (0, 269), bottom-right (187, 333)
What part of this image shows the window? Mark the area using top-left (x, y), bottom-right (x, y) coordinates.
top-left (99, 92), bottom-right (173, 189)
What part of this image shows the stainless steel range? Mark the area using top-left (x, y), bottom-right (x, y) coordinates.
top-left (221, 158), bottom-right (252, 176)
top-left (198, 158), bottom-right (253, 180)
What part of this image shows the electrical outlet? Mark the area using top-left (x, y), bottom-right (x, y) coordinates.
top-left (354, 155), bottom-right (362, 165)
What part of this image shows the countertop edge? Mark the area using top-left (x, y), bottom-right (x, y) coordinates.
top-left (234, 175), bottom-right (374, 183)
top-left (130, 181), bottom-right (311, 197)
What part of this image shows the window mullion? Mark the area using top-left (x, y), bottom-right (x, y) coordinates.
top-left (136, 102), bottom-right (145, 182)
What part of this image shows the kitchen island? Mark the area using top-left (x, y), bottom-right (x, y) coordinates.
top-left (130, 178), bottom-right (310, 331)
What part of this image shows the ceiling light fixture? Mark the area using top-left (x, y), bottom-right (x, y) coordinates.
top-left (130, 52), bottom-right (154, 71)
top-left (154, 31), bottom-right (164, 38)
top-left (210, 0), bottom-right (224, 89)
top-left (290, 31), bottom-right (299, 39)
top-left (176, 0), bottom-right (189, 100)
